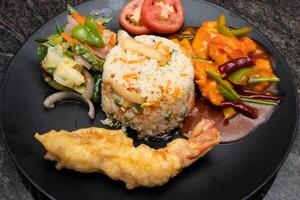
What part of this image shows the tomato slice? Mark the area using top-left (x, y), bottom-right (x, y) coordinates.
top-left (119, 0), bottom-right (152, 35)
top-left (141, 0), bottom-right (184, 34)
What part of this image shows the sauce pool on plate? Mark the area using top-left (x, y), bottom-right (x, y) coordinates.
top-left (180, 96), bottom-right (275, 143)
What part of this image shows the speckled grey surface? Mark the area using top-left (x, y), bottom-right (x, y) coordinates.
top-left (0, 0), bottom-right (299, 199)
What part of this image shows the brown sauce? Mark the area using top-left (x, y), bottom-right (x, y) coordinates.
top-left (180, 96), bottom-right (275, 143)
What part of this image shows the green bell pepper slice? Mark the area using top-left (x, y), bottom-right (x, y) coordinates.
top-left (230, 27), bottom-right (252, 37)
top-left (217, 25), bottom-right (235, 37)
top-left (217, 14), bottom-right (252, 37)
top-left (72, 17), bottom-right (104, 47)
top-left (228, 67), bottom-right (256, 85)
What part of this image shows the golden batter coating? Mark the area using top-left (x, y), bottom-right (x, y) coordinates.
top-left (35, 119), bottom-right (220, 189)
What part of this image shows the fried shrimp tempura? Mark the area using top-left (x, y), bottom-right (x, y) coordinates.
top-left (35, 119), bottom-right (220, 189)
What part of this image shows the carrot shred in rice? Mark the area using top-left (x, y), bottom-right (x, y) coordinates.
top-left (154, 41), bottom-right (163, 50)
top-left (172, 87), bottom-right (182, 100)
top-left (162, 80), bottom-right (171, 97)
top-left (142, 80), bottom-right (177, 108)
top-left (141, 101), bottom-right (160, 108)
top-left (123, 73), bottom-right (139, 80)
top-left (163, 46), bottom-right (171, 62)
top-left (123, 73), bottom-right (139, 87)
top-left (154, 41), bottom-right (171, 64)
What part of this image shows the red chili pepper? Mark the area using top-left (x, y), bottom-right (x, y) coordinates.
top-left (218, 57), bottom-right (255, 74)
top-left (220, 101), bottom-right (258, 119)
top-left (239, 94), bottom-right (281, 101)
top-left (239, 89), bottom-right (281, 101)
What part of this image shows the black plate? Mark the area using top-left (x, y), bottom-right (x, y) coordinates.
top-left (0, 0), bottom-right (298, 199)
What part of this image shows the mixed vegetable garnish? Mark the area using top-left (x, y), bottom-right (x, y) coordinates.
top-left (170, 14), bottom-right (281, 119)
top-left (36, 4), bottom-right (116, 119)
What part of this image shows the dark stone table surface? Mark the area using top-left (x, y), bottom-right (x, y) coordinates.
top-left (0, 0), bottom-right (299, 199)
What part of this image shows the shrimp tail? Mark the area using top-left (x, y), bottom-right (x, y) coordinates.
top-left (187, 119), bottom-right (221, 163)
top-left (166, 119), bottom-right (220, 167)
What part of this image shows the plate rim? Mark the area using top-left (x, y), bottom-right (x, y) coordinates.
top-left (0, 0), bottom-right (298, 199)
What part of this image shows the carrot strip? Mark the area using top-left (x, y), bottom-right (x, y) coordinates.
top-left (163, 80), bottom-right (171, 97)
top-left (61, 32), bottom-right (77, 45)
top-left (141, 100), bottom-right (160, 108)
top-left (123, 73), bottom-right (139, 80)
top-left (97, 24), bottom-right (106, 35)
top-left (154, 41), bottom-right (163, 50)
top-left (163, 45), bottom-right (171, 62)
top-left (109, 33), bottom-right (117, 46)
top-left (71, 12), bottom-right (86, 24)
top-left (173, 87), bottom-right (182, 100)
